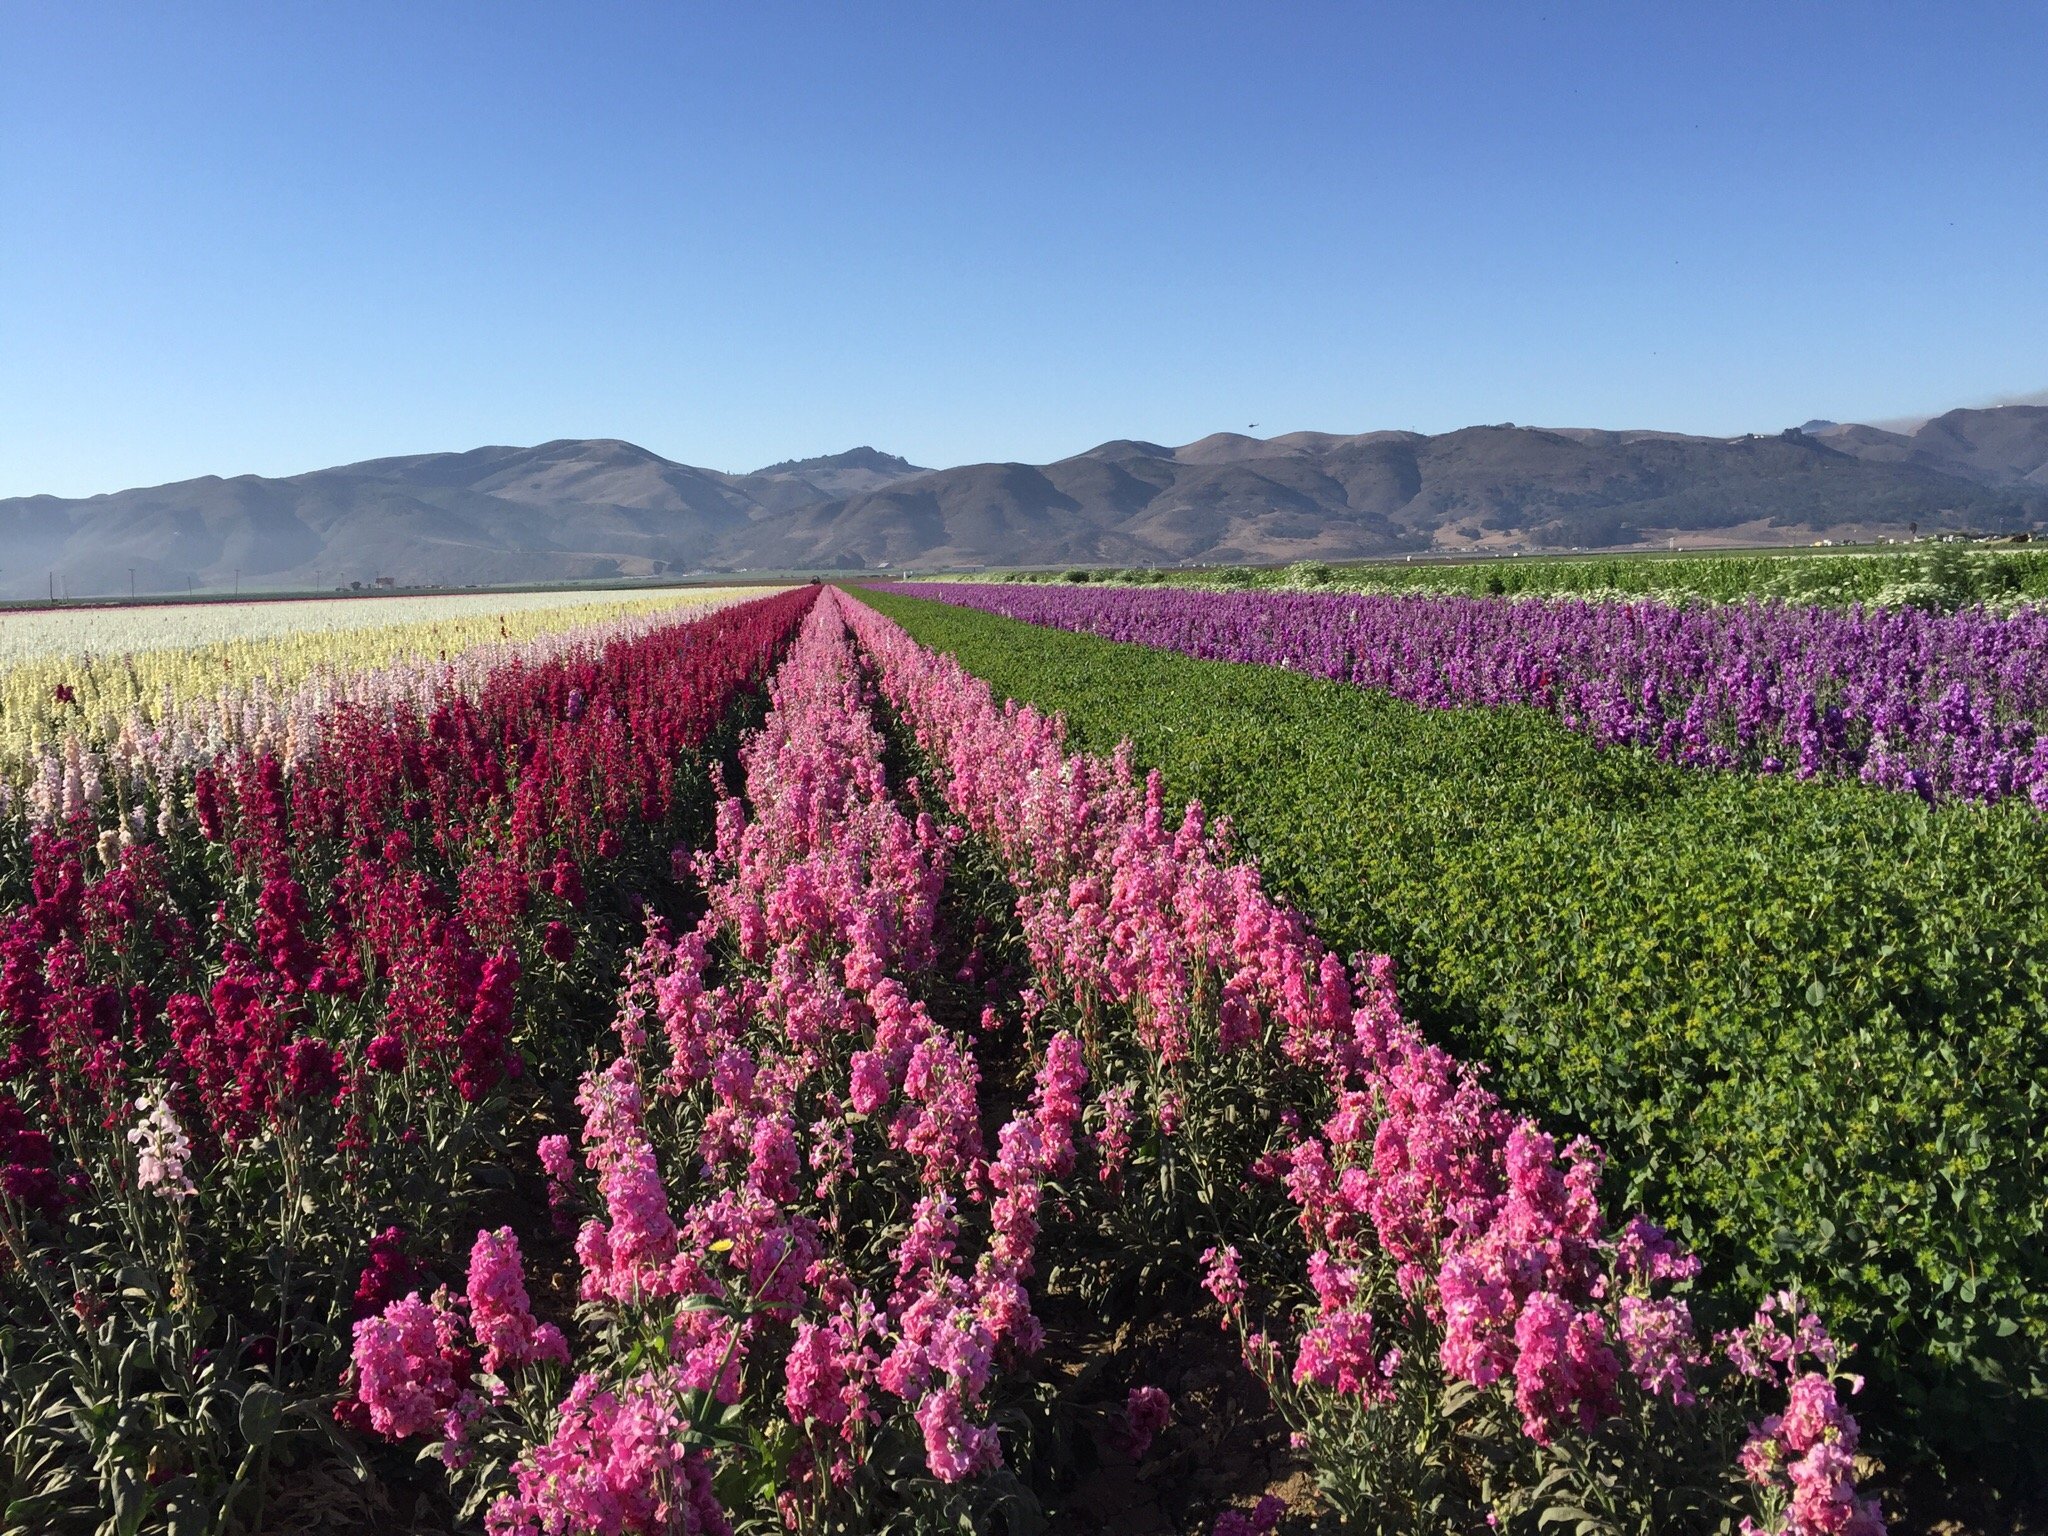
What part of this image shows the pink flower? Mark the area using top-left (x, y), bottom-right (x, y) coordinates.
top-left (976, 1268), bottom-right (1044, 1358)
top-left (1509, 1292), bottom-right (1619, 1444)
top-left (1031, 1032), bottom-right (1088, 1176)
top-left (1721, 1292), bottom-right (1843, 1383)
top-left (349, 1292), bottom-right (469, 1440)
top-left (538, 1132), bottom-right (575, 1181)
top-left (784, 1319), bottom-right (853, 1430)
top-left (1614, 1213), bottom-right (1702, 1286)
top-left (1438, 1255), bottom-right (1516, 1388)
top-left (1786, 1441), bottom-right (1884, 1536)
top-left (1202, 1244), bottom-right (1246, 1327)
top-left (1739, 1417), bottom-right (1785, 1483)
top-left (485, 1370), bottom-right (730, 1536)
top-left (1093, 1081), bottom-right (1136, 1188)
top-left (1618, 1294), bottom-right (1701, 1407)
top-left (1779, 1371), bottom-right (1857, 1454)
top-left (892, 1191), bottom-right (958, 1301)
top-left (1292, 1308), bottom-right (1393, 1401)
top-left (603, 1143), bottom-right (678, 1265)
top-left (896, 1033), bottom-right (982, 1179)
top-left (915, 1387), bottom-right (1002, 1483)
top-left (928, 1307), bottom-right (996, 1398)
top-left (573, 1058), bottom-right (679, 1302)
top-left (848, 1051), bottom-right (889, 1114)
top-left (1735, 1367), bottom-right (1880, 1534)
top-left (710, 1046), bottom-right (756, 1102)
top-left (466, 1227), bottom-right (569, 1376)
top-left (746, 1116), bottom-right (801, 1204)
top-left (1157, 1091), bottom-right (1183, 1136)
top-left (671, 1304), bottom-right (745, 1403)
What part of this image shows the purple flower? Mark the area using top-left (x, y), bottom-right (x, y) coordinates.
top-left (1120, 1384), bottom-right (1171, 1459)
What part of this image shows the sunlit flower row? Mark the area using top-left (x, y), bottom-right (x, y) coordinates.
top-left (0, 586), bottom-right (756, 788)
top-left (349, 590), bottom-right (1881, 1532)
top-left (0, 588), bottom-right (767, 817)
top-left (892, 580), bottom-right (2048, 807)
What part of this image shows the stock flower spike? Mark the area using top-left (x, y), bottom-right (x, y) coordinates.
top-left (128, 1091), bottom-right (196, 1200)
top-left (467, 1226), bottom-right (570, 1377)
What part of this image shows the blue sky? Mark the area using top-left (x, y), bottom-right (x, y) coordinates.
top-left (2, 1), bottom-right (2044, 498)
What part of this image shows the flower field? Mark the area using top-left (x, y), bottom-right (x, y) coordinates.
top-left (0, 586), bottom-right (811, 1532)
top-left (1000, 545), bottom-right (2048, 611)
top-left (853, 585), bottom-right (2048, 1508)
top-left (883, 582), bottom-right (2048, 808)
top-left (0, 581), bottom-right (1897, 1534)
top-left (0, 586), bottom-right (751, 799)
top-left (0, 590), bottom-right (754, 667)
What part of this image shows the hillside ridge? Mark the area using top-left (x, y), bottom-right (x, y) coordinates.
top-left (3, 409), bottom-right (2044, 597)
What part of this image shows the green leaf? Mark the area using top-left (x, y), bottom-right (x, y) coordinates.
top-left (237, 1382), bottom-right (283, 1449)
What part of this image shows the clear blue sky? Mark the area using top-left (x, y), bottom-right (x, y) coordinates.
top-left (3, 1), bottom-right (2044, 499)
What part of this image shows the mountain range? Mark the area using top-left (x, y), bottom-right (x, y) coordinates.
top-left (4, 408), bottom-right (2046, 598)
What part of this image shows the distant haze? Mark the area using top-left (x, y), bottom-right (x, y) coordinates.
top-left (1864, 385), bottom-right (2048, 436)
top-left (2, 409), bottom-right (2045, 599)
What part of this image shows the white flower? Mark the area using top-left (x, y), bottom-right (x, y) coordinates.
top-left (128, 1093), bottom-right (196, 1201)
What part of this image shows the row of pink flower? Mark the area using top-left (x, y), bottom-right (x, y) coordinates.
top-left (348, 595), bottom-right (1151, 1529)
top-left (836, 588), bottom-right (1883, 1534)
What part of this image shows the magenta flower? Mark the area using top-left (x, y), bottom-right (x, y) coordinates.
top-left (538, 1132), bottom-right (575, 1182)
top-left (1618, 1294), bottom-right (1702, 1406)
top-left (848, 1050), bottom-right (889, 1114)
top-left (1509, 1292), bottom-right (1620, 1444)
top-left (1292, 1308), bottom-right (1394, 1402)
top-left (1211, 1496), bottom-right (1286, 1536)
top-left (1092, 1081), bottom-right (1136, 1188)
top-left (281, 1036), bottom-right (342, 1105)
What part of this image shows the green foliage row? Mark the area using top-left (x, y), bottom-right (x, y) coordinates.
top-left (993, 542), bottom-right (2048, 613)
top-left (856, 585), bottom-right (2048, 1475)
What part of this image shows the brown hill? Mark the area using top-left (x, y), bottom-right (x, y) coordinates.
top-left (2, 413), bottom-right (2044, 598)
top-left (1811, 406), bottom-right (2048, 489)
